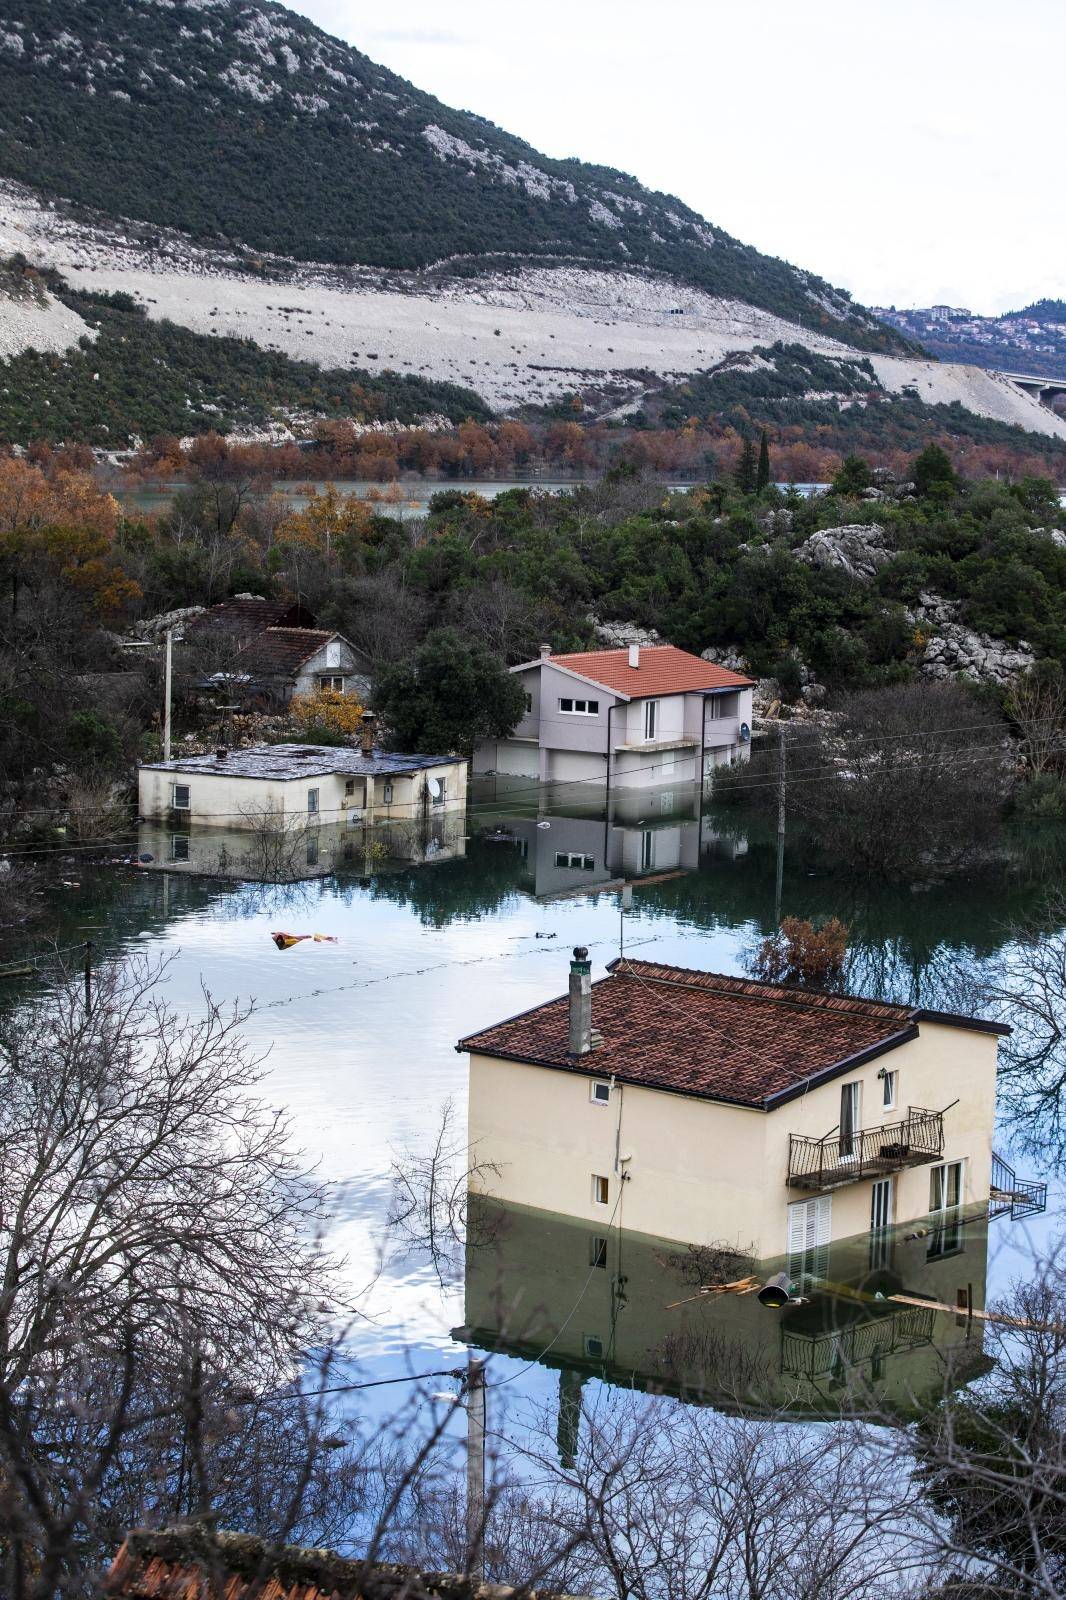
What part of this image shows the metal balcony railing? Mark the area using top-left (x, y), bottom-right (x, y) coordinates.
top-left (990, 1150), bottom-right (1048, 1220)
top-left (788, 1107), bottom-right (945, 1192)
top-left (781, 1304), bottom-right (936, 1380)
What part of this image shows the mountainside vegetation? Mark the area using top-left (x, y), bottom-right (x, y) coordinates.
top-left (0, 271), bottom-right (489, 444)
top-left (0, 0), bottom-right (908, 353)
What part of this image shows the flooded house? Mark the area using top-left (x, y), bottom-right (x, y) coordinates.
top-left (472, 644), bottom-right (754, 786)
top-left (458, 950), bottom-right (1038, 1263)
top-left (137, 737), bottom-right (467, 875)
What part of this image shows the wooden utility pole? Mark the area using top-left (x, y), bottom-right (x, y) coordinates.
top-left (775, 722), bottom-right (786, 924)
top-left (465, 1356), bottom-right (486, 1578)
top-left (163, 628), bottom-right (174, 763)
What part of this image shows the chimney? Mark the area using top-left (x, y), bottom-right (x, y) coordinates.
top-left (359, 711), bottom-right (377, 758)
top-left (568, 946), bottom-right (592, 1056)
top-left (628, 644), bottom-right (640, 669)
top-left (539, 643), bottom-right (552, 660)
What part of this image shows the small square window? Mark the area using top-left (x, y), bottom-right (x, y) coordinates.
top-left (559, 697), bottom-right (574, 712)
top-left (171, 783), bottom-right (191, 810)
top-left (583, 1334), bottom-right (604, 1358)
top-left (589, 1236), bottom-right (608, 1269)
top-left (590, 1080), bottom-right (611, 1105)
top-left (344, 778), bottom-right (355, 796)
top-left (592, 1174), bottom-right (609, 1206)
top-left (169, 834), bottom-right (190, 862)
top-left (319, 675), bottom-right (345, 692)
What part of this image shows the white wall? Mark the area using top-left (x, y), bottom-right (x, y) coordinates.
top-left (138, 758), bottom-right (468, 829)
top-left (467, 1022), bottom-right (999, 1256)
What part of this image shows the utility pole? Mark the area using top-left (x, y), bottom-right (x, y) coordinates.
top-left (163, 628), bottom-right (174, 763)
top-left (775, 722), bottom-right (786, 926)
top-left (84, 939), bottom-right (93, 1018)
top-left (465, 1356), bottom-right (486, 1579)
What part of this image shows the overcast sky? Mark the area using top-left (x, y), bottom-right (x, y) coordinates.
top-left (294, 0), bottom-right (1063, 315)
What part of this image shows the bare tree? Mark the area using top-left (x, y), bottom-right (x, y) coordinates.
top-left (387, 1101), bottom-right (500, 1289)
top-left (0, 953), bottom-right (363, 1596)
top-left (1007, 670), bottom-right (1066, 779)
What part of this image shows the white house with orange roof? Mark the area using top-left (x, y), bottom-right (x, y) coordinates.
top-left (473, 644), bottom-right (755, 786)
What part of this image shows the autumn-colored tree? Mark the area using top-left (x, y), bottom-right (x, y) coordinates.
top-left (752, 917), bottom-right (849, 989)
top-left (289, 687), bottom-right (365, 739)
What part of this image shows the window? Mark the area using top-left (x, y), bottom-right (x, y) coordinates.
top-left (640, 830), bottom-right (655, 871)
top-left (555, 851), bottom-right (595, 871)
top-left (871, 1177), bottom-right (893, 1232)
top-left (660, 753), bottom-right (675, 779)
top-left (383, 781), bottom-right (394, 805)
top-left (559, 697), bottom-right (599, 715)
top-left (306, 834), bottom-right (319, 867)
top-left (882, 1070), bottom-right (898, 1111)
top-left (590, 1080), bottom-right (611, 1105)
top-left (839, 1081), bottom-right (861, 1160)
top-left (707, 696), bottom-right (724, 721)
top-left (319, 675), bottom-right (345, 692)
top-left (930, 1160), bottom-right (964, 1212)
top-left (524, 692), bottom-right (533, 714)
top-left (169, 834), bottom-right (190, 862)
top-left (583, 1334), bottom-right (604, 1358)
top-left (589, 1236), bottom-right (608, 1269)
top-left (344, 778), bottom-right (355, 796)
top-left (592, 1174), bottom-right (609, 1206)
top-left (787, 1195), bottom-right (831, 1289)
top-left (171, 782), bottom-right (191, 810)
top-left (643, 700), bottom-right (659, 741)
top-left (307, 788), bottom-right (319, 816)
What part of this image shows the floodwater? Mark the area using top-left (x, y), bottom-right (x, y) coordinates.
top-left (112, 478), bottom-right (831, 519)
top-left (16, 779), bottom-right (1064, 1444)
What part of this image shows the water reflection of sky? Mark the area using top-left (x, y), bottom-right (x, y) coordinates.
top-left (35, 822), bottom-right (1066, 1432)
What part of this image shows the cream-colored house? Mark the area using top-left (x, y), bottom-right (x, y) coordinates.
top-left (138, 742), bottom-right (467, 831)
top-left (459, 951), bottom-right (1028, 1267)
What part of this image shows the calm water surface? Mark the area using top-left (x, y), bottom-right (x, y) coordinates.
top-left (19, 805), bottom-right (1066, 1433)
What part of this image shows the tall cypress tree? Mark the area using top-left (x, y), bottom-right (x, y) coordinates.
top-left (736, 437), bottom-right (757, 495)
top-left (756, 429), bottom-right (771, 493)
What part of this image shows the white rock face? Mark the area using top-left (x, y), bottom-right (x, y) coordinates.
top-left (794, 524), bottom-right (895, 582)
top-left (908, 592), bottom-right (1035, 686)
top-left (594, 620), bottom-right (666, 648)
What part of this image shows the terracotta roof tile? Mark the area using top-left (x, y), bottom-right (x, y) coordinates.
top-left (236, 628), bottom-right (338, 678)
top-left (459, 959), bottom-right (973, 1109)
top-left (187, 598), bottom-right (316, 634)
top-left (549, 645), bottom-right (753, 699)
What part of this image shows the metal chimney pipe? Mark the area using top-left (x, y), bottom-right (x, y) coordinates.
top-left (568, 946), bottom-right (592, 1056)
top-left (628, 644), bottom-right (640, 668)
top-left (359, 711), bottom-right (377, 757)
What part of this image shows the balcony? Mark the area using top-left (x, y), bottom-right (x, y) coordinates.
top-left (990, 1150), bottom-right (1047, 1220)
top-left (788, 1107), bottom-right (945, 1192)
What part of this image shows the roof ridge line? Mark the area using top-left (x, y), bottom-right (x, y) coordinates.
top-left (609, 958), bottom-right (910, 1019)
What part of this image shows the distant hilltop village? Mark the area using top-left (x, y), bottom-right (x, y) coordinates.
top-left (875, 300), bottom-right (1066, 383)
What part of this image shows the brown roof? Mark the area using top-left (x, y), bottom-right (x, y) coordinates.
top-left (458, 959), bottom-right (1004, 1110)
top-left (187, 598), bottom-right (316, 634)
top-left (107, 1528), bottom-right (583, 1600)
top-left (549, 645), bottom-right (753, 699)
top-left (236, 627), bottom-right (339, 679)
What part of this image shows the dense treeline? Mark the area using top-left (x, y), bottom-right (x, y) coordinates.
top-left (0, 278), bottom-right (489, 446)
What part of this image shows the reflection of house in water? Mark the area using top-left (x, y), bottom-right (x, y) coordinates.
top-left (136, 809), bottom-right (467, 882)
top-left (456, 1197), bottom-right (992, 1427)
top-left (479, 781), bottom-right (747, 899)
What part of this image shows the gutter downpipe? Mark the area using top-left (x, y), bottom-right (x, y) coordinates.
top-left (699, 693), bottom-right (708, 800)
top-left (604, 702), bottom-right (615, 864)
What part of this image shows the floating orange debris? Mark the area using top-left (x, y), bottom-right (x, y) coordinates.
top-left (270, 932), bottom-right (339, 950)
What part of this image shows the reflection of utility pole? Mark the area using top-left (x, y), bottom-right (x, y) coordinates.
top-left (775, 723), bottom-right (786, 926)
top-left (84, 940), bottom-right (93, 1018)
top-left (557, 1369), bottom-right (584, 1469)
top-left (163, 628), bottom-right (174, 762)
top-left (465, 1356), bottom-right (486, 1578)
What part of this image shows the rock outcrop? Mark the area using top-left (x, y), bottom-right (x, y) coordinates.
top-left (908, 592), bottom-right (1035, 686)
top-left (593, 619), bottom-right (666, 649)
top-left (793, 523), bottom-right (894, 582)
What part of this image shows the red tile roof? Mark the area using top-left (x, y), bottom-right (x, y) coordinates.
top-left (188, 598), bottom-right (316, 634)
top-left (236, 627), bottom-right (339, 678)
top-left (549, 645), bottom-right (753, 699)
top-left (459, 959), bottom-right (1000, 1110)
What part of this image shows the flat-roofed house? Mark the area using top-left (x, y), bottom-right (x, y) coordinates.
top-left (138, 742), bottom-right (466, 830)
top-left (472, 644), bottom-right (754, 786)
top-left (458, 951), bottom-right (1038, 1268)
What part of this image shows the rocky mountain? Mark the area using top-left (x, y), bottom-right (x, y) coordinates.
top-left (0, 0), bottom-right (904, 352)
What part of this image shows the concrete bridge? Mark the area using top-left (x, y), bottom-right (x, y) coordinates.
top-left (999, 369), bottom-right (1066, 408)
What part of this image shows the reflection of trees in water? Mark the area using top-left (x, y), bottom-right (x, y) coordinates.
top-left (646, 1325), bottom-right (777, 1404)
top-left (358, 838), bottom-right (526, 929)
